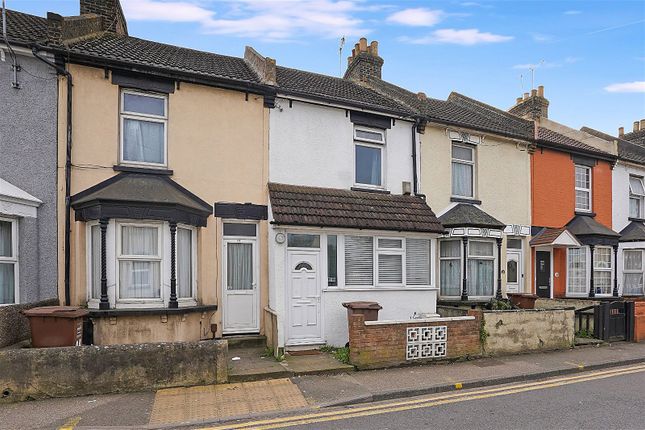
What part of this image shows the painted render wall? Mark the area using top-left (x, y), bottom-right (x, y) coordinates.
top-left (613, 161), bottom-right (645, 232)
top-left (57, 64), bottom-right (269, 339)
top-left (269, 98), bottom-right (414, 194)
top-left (420, 125), bottom-right (532, 294)
top-left (0, 50), bottom-right (58, 304)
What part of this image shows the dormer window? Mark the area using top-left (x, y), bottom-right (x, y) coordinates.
top-left (120, 90), bottom-right (168, 167)
top-left (354, 126), bottom-right (385, 188)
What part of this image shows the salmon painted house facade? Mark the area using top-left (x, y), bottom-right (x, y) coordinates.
top-left (509, 89), bottom-right (620, 299)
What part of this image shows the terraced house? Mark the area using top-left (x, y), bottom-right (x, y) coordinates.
top-left (8, 1), bottom-right (275, 345)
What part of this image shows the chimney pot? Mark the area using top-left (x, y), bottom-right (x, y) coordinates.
top-left (370, 40), bottom-right (379, 56)
top-left (531, 89), bottom-right (537, 97)
top-left (523, 92), bottom-right (529, 100)
top-left (640, 119), bottom-right (645, 130)
top-left (417, 92), bottom-right (426, 100)
top-left (537, 85), bottom-right (544, 97)
top-left (634, 121), bottom-right (640, 132)
top-left (359, 37), bottom-right (368, 52)
top-left (619, 127), bottom-right (624, 137)
top-left (516, 97), bottom-right (522, 104)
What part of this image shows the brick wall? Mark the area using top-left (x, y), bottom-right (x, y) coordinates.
top-left (634, 301), bottom-right (645, 342)
top-left (348, 312), bottom-right (481, 370)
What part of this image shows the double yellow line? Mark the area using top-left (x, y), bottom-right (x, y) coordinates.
top-left (202, 364), bottom-right (645, 430)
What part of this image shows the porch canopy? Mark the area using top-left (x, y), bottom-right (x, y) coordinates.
top-left (268, 182), bottom-right (444, 233)
top-left (71, 172), bottom-right (212, 227)
top-left (566, 215), bottom-right (620, 247)
top-left (439, 203), bottom-right (506, 301)
top-left (529, 227), bottom-right (581, 248)
top-left (0, 177), bottom-right (42, 218)
top-left (619, 221), bottom-right (645, 243)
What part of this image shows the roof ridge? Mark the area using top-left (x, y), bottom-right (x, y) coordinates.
top-left (448, 91), bottom-right (533, 126)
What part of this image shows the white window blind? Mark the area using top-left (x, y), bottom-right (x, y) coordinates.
top-left (345, 236), bottom-right (374, 286)
top-left (406, 238), bottom-right (431, 286)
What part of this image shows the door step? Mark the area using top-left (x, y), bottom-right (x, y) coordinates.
top-left (285, 343), bottom-right (325, 352)
top-left (224, 334), bottom-right (266, 349)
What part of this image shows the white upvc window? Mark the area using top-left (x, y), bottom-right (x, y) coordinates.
top-left (0, 218), bottom-right (18, 305)
top-left (623, 249), bottom-right (645, 296)
top-left (593, 246), bottom-right (613, 295)
top-left (439, 239), bottom-right (462, 297)
top-left (376, 237), bottom-right (404, 286)
top-left (88, 222), bottom-right (101, 300)
top-left (406, 238), bottom-right (431, 286)
top-left (629, 176), bottom-right (645, 219)
top-left (451, 143), bottom-right (475, 198)
top-left (117, 223), bottom-right (163, 303)
top-left (345, 235), bottom-right (374, 286)
top-left (354, 126), bottom-right (385, 188)
top-left (467, 240), bottom-right (495, 297)
top-left (574, 165), bottom-right (592, 212)
top-left (567, 247), bottom-right (588, 296)
top-left (176, 226), bottom-right (196, 300)
top-left (120, 90), bottom-right (168, 167)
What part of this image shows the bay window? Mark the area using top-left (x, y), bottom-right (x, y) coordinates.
top-left (623, 249), bottom-right (644, 295)
top-left (0, 219), bottom-right (17, 304)
top-left (593, 247), bottom-right (612, 295)
top-left (629, 176), bottom-right (645, 219)
top-left (467, 241), bottom-right (495, 297)
top-left (567, 247), bottom-right (587, 295)
top-left (574, 165), bottom-right (591, 212)
top-left (440, 240), bottom-right (461, 296)
top-left (120, 90), bottom-right (167, 167)
top-left (177, 227), bottom-right (194, 298)
top-left (118, 225), bottom-right (162, 300)
top-left (451, 143), bottom-right (475, 198)
top-left (354, 127), bottom-right (385, 188)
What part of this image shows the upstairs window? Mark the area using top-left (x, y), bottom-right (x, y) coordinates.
top-left (120, 90), bottom-right (167, 167)
top-left (574, 165), bottom-right (592, 212)
top-left (0, 219), bottom-right (17, 304)
top-left (452, 143), bottom-right (475, 198)
top-left (354, 127), bottom-right (385, 188)
top-left (629, 176), bottom-right (645, 219)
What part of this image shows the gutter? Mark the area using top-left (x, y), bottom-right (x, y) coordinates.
top-left (32, 45), bottom-right (73, 306)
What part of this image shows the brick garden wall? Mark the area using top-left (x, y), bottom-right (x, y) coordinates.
top-left (348, 312), bottom-right (481, 370)
top-left (634, 301), bottom-right (645, 342)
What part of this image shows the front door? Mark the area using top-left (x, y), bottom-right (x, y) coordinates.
top-left (536, 250), bottom-right (551, 298)
top-left (287, 250), bottom-right (322, 345)
top-left (222, 239), bottom-right (259, 334)
top-left (506, 251), bottom-right (522, 293)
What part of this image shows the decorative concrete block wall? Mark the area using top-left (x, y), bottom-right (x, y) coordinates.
top-left (0, 339), bottom-right (228, 403)
top-left (481, 309), bottom-right (575, 355)
top-left (347, 313), bottom-right (481, 370)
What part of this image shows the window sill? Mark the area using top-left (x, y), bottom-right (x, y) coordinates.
top-left (88, 304), bottom-right (217, 318)
top-left (450, 197), bottom-right (482, 205)
top-left (350, 186), bottom-right (390, 194)
top-left (574, 211), bottom-right (596, 217)
top-left (113, 165), bottom-right (173, 175)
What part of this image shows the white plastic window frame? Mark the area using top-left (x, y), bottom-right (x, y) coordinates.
top-left (466, 239), bottom-right (496, 298)
top-left (0, 216), bottom-right (18, 305)
top-left (629, 175), bottom-right (645, 219)
top-left (375, 236), bottom-right (405, 287)
top-left (451, 142), bottom-right (476, 199)
top-left (574, 165), bottom-right (592, 212)
top-left (119, 89), bottom-right (168, 168)
top-left (623, 249), bottom-right (644, 296)
top-left (176, 224), bottom-right (197, 303)
top-left (593, 246), bottom-right (613, 296)
top-left (354, 126), bottom-right (386, 189)
top-left (566, 246), bottom-right (589, 297)
top-left (439, 238), bottom-right (462, 298)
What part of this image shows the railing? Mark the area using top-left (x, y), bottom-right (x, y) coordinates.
top-left (574, 305), bottom-right (597, 336)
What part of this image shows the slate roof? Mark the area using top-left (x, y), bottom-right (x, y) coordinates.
top-left (566, 215), bottom-right (620, 238)
top-left (529, 227), bottom-right (567, 246)
top-left (363, 77), bottom-right (534, 140)
top-left (71, 173), bottom-right (212, 214)
top-left (537, 127), bottom-right (615, 158)
top-left (438, 203), bottom-right (506, 229)
top-left (581, 126), bottom-right (645, 165)
top-left (268, 183), bottom-right (444, 233)
top-left (619, 221), bottom-right (645, 243)
top-left (623, 129), bottom-right (645, 147)
top-left (2, 9), bottom-right (48, 45)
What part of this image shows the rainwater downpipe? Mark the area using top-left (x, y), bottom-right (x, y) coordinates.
top-left (411, 120), bottom-right (426, 200)
top-left (32, 45), bottom-right (73, 306)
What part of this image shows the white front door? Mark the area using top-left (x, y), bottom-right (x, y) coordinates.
top-left (222, 239), bottom-right (259, 334)
top-left (287, 250), bottom-right (322, 345)
top-left (506, 250), bottom-right (523, 293)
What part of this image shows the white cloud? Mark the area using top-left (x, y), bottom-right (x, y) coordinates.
top-left (604, 81), bottom-right (645, 93)
top-left (563, 10), bottom-right (581, 15)
top-left (387, 8), bottom-right (443, 27)
top-left (121, 0), bottom-right (372, 41)
top-left (400, 28), bottom-right (513, 45)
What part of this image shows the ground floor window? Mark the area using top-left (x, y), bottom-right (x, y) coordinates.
top-left (440, 240), bottom-right (461, 296)
top-left (623, 249), bottom-right (644, 295)
top-left (567, 246), bottom-right (614, 296)
top-left (0, 218), bottom-right (17, 304)
top-left (593, 246), bottom-right (613, 295)
top-left (88, 220), bottom-right (196, 307)
top-left (439, 238), bottom-right (496, 297)
top-left (567, 247), bottom-right (587, 295)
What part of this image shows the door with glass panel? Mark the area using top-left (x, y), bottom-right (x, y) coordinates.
top-left (505, 251), bottom-right (521, 293)
top-left (223, 238), bottom-right (258, 333)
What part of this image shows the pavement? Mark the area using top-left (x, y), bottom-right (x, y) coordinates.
top-left (1, 342), bottom-right (644, 429)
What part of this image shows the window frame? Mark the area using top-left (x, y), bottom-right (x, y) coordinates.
top-left (375, 237), bottom-right (405, 287)
top-left (115, 221), bottom-right (164, 305)
top-left (466, 239), bottom-right (496, 298)
top-left (623, 249), bottom-right (644, 296)
top-left (593, 246), bottom-right (613, 296)
top-left (574, 164), bottom-right (592, 212)
top-left (439, 238), bottom-right (462, 297)
top-left (567, 246), bottom-right (589, 297)
top-left (0, 217), bottom-right (19, 306)
top-left (119, 89), bottom-right (168, 168)
top-left (451, 142), bottom-right (476, 199)
top-left (176, 224), bottom-right (197, 302)
top-left (354, 126), bottom-right (386, 189)
top-left (629, 175), bottom-right (645, 219)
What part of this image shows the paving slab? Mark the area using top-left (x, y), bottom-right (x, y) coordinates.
top-left (281, 351), bottom-right (354, 375)
top-left (228, 347), bottom-right (290, 382)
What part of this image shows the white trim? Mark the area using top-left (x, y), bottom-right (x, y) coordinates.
top-left (0, 216), bottom-right (19, 305)
top-left (365, 315), bottom-right (475, 325)
top-left (176, 224), bottom-right (198, 304)
top-left (354, 126), bottom-right (385, 144)
top-left (119, 89), bottom-right (168, 168)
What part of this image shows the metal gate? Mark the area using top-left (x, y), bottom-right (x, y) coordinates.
top-left (594, 301), bottom-right (635, 342)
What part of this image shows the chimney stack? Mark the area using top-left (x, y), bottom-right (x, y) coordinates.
top-left (509, 86), bottom-right (549, 120)
top-left (80, 0), bottom-right (128, 35)
top-left (619, 127), bottom-right (624, 137)
top-left (344, 38), bottom-right (384, 82)
top-left (244, 46), bottom-right (277, 85)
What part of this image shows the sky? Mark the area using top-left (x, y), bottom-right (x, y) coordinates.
top-left (10, 0), bottom-right (645, 135)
